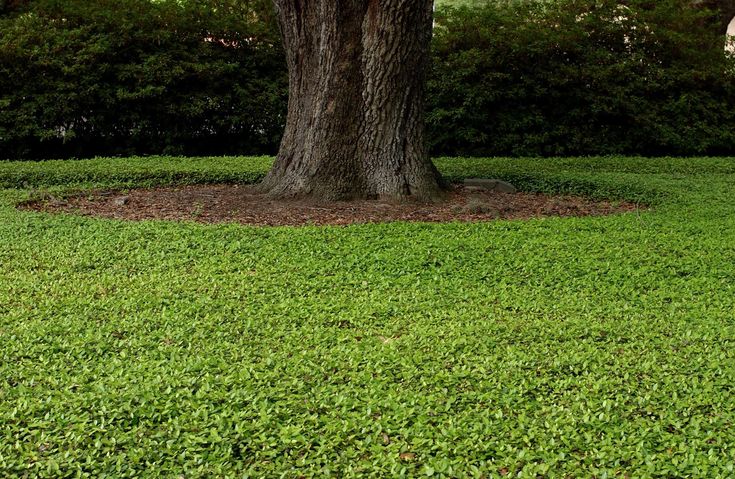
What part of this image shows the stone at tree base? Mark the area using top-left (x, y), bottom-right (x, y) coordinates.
top-left (464, 179), bottom-right (517, 194)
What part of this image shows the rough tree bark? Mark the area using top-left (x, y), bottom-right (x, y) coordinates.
top-left (259, 0), bottom-right (444, 201)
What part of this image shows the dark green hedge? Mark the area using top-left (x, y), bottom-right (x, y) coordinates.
top-left (0, 0), bottom-right (287, 159)
top-left (1, 0), bottom-right (734, 160)
top-left (427, 0), bottom-right (735, 157)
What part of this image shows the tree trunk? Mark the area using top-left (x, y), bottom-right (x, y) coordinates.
top-left (259, 0), bottom-right (444, 201)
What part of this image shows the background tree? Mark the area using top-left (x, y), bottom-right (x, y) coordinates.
top-left (693, 0), bottom-right (735, 35)
top-left (259, 0), bottom-right (444, 201)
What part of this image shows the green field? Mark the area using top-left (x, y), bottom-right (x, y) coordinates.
top-left (1, 156), bottom-right (734, 477)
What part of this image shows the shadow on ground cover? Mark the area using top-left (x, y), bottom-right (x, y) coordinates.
top-left (0, 157), bottom-right (734, 477)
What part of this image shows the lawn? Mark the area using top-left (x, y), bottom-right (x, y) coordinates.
top-left (1, 156), bottom-right (734, 478)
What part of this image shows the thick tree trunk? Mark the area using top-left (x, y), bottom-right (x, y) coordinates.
top-left (259, 0), bottom-right (444, 201)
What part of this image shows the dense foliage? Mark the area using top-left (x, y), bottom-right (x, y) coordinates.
top-left (1, 0), bottom-right (734, 159)
top-left (1, 156), bottom-right (735, 477)
top-left (428, 0), bottom-right (735, 156)
top-left (0, 0), bottom-right (286, 159)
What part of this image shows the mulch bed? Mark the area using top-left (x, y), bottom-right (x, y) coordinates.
top-left (20, 184), bottom-right (640, 227)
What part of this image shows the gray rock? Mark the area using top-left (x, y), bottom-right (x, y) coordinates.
top-left (464, 178), bottom-right (517, 194)
top-left (113, 196), bottom-right (130, 206)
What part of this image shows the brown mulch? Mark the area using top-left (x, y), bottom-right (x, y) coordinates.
top-left (20, 184), bottom-right (640, 227)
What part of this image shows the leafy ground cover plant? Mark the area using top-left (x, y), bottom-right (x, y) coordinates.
top-left (1, 156), bottom-right (734, 477)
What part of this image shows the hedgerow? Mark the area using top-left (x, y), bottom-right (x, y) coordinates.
top-left (1, 156), bottom-right (735, 477)
top-left (2, 0), bottom-right (734, 159)
top-left (0, 0), bottom-right (286, 160)
top-left (427, 0), bottom-right (735, 157)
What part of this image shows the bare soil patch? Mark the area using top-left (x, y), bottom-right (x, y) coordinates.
top-left (20, 184), bottom-right (640, 226)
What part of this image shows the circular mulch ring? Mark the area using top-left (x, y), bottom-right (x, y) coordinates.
top-left (20, 184), bottom-right (640, 227)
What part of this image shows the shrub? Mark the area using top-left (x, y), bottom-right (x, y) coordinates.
top-left (0, 0), bottom-right (287, 159)
top-left (2, 0), bottom-right (734, 159)
top-left (427, 0), bottom-right (735, 156)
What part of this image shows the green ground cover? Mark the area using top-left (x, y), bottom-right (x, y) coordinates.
top-left (1, 156), bottom-right (734, 477)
